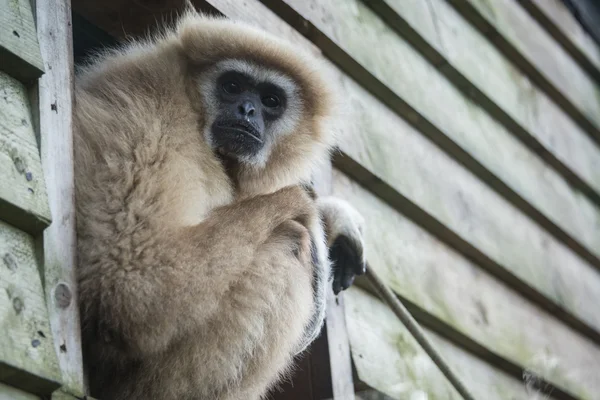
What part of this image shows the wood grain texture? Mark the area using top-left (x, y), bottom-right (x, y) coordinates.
top-left (52, 389), bottom-right (97, 400)
top-left (0, 0), bottom-right (44, 82)
top-left (0, 383), bottom-right (39, 400)
top-left (345, 286), bottom-right (539, 400)
top-left (516, 0), bottom-right (600, 82)
top-left (0, 220), bottom-right (62, 395)
top-left (446, 0), bottom-right (600, 144)
top-left (329, 55), bottom-right (600, 337)
top-left (35, 0), bottom-right (85, 395)
top-left (0, 72), bottom-right (51, 234)
top-left (370, 0), bottom-right (600, 234)
top-left (325, 291), bottom-right (355, 400)
top-left (311, 153), bottom-right (356, 400)
top-left (333, 171), bottom-right (600, 399)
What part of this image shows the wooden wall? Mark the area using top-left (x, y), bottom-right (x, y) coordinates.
top-left (3, 0), bottom-right (599, 398)
top-left (1, 0), bottom-right (85, 398)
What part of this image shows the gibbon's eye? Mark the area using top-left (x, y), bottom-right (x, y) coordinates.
top-left (222, 81), bottom-right (242, 94)
top-left (261, 94), bottom-right (280, 108)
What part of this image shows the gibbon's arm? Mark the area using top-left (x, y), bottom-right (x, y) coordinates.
top-left (85, 186), bottom-right (318, 359)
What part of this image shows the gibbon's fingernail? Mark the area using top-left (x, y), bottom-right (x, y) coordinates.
top-left (333, 278), bottom-right (342, 295)
top-left (341, 273), bottom-right (355, 291)
top-left (355, 261), bottom-right (367, 276)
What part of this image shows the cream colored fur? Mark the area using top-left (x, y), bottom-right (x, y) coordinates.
top-left (74, 9), bottom-right (364, 400)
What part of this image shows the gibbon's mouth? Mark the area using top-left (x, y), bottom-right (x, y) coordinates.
top-left (215, 120), bottom-right (263, 144)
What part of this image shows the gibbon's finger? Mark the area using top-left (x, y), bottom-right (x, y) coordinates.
top-left (299, 182), bottom-right (317, 200)
top-left (272, 219), bottom-right (312, 264)
top-left (329, 234), bottom-right (364, 294)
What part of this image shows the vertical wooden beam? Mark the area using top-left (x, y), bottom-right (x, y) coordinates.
top-left (325, 291), bottom-right (355, 400)
top-left (35, 0), bottom-right (85, 395)
top-left (314, 159), bottom-right (356, 400)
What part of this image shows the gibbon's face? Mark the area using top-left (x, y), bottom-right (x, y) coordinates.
top-left (199, 59), bottom-right (303, 166)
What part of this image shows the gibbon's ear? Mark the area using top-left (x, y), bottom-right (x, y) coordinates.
top-left (317, 196), bottom-right (367, 294)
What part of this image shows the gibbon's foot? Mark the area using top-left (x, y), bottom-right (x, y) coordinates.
top-left (330, 234), bottom-right (366, 295)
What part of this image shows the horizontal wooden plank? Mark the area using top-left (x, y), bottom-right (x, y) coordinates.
top-left (446, 0), bottom-right (600, 144)
top-left (256, 0), bottom-right (600, 336)
top-left (516, 0), bottom-right (600, 82)
top-left (0, 72), bottom-right (51, 234)
top-left (0, 0), bottom-right (44, 82)
top-left (0, 220), bottom-right (62, 394)
top-left (368, 0), bottom-right (600, 238)
top-left (345, 286), bottom-right (543, 400)
top-left (328, 59), bottom-right (600, 336)
top-left (52, 389), bottom-right (93, 400)
top-left (355, 390), bottom-right (395, 400)
top-left (334, 171), bottom-right (600, 399)
top-left (0, 383), bottom-right (39, 400)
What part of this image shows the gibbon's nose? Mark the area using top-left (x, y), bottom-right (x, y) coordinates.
top-left (238, 100), bottom-right (255, 117)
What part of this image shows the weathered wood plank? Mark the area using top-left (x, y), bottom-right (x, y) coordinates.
top-left (0, 383), bottom-right (39, 400)
top-left (329, 57), bottom-right (600, 337)
top-left (324, 291), bottom-right (355, 400)
top-left (0, 0), bottom-right (44, 82)
top-left (313, 154), bottom-right (356, 400)
top-left (446, 0), bottom-right (600, 144)
top-left (369, 0), bottom-right (600, 237)
top-left (0, 71), bottom-right (51, 234)
top-left (333, 171), bottom-right (600, 399)
top-left (345, 286), bottom-right (540, 400)
top-left (0, 220), bottom-right (62, 395)
top-left (355, 390), bottom-right (393, 400)
top-left (516, 0), bottom-right (600, 82)
top-left (34, 0), bottom-right (85, 395)
top-left (52, 389), bottom-right (93, 400)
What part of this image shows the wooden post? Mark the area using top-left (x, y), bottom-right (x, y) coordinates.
top-left (35, 0), bottom-right (85, 395)
top-left (325, 292), bottom-right (355, 399)
top-left (314, 159), bottom-right (356, 400)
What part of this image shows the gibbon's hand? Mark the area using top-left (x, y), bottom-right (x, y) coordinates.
top-left (317, 197), bottom-right (367, 294)
top-left (330, 232), bottom-right (366, 295)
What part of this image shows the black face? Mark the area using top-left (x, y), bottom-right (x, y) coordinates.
top-left (211, 70), bottom-right (287, 160)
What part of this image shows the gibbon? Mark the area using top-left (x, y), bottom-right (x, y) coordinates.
top-left (73, 8), bottom-right (365, 400)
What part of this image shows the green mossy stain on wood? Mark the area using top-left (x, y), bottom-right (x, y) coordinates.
top-left (0, 220), bottom-right (61, 394)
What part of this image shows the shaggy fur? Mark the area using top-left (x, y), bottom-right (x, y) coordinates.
top-left (74, 9), bottom-right (364, 400)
